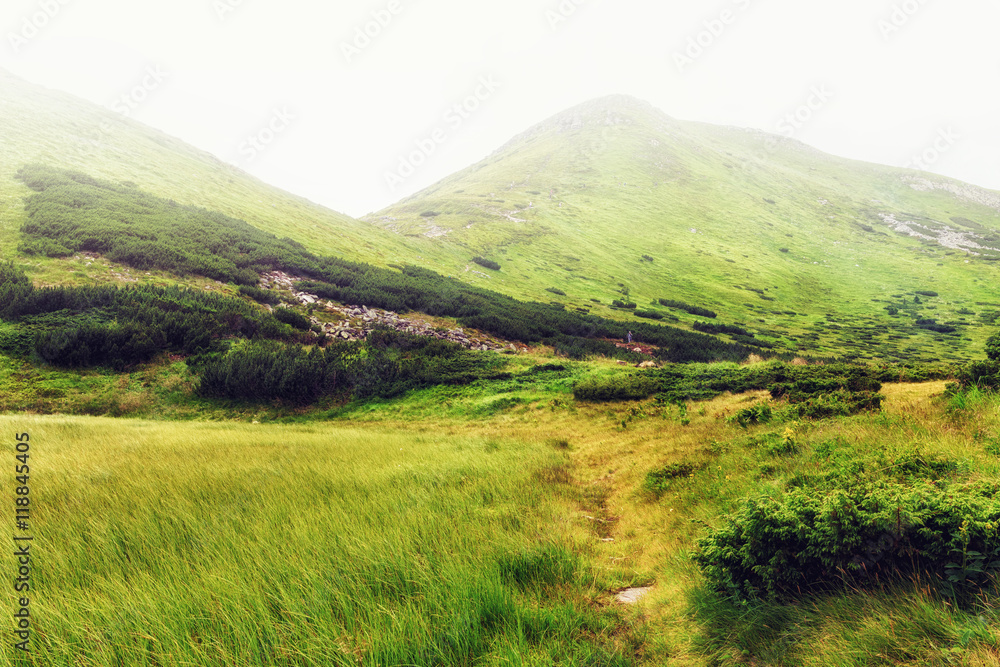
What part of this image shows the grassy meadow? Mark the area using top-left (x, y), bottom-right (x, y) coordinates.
top-left (4, 372), bottom-right (1000, 665)
top-left (0, 416), bottom-right (641, 666)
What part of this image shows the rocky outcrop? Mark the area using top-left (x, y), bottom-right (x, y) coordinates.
top-left (259, 271), bottom-right (512, 352)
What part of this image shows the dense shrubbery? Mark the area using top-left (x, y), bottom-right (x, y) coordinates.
top-left (0, 261), bottom-right (292, 370)
top-left (16, 164), bottom-right (314, 286)
top-left (696, 475), bottom-right (1000, 601)
top-left (658, 299), bottom-right (717, 318)
top-left (575, 362), bottom-right (885, 416)
top-left (611, 300), bottom-right (637, 309)
top-left (545, 287), bottom-right (567, 296)
top-left (238, 285), bottom-right (281, 305)
top-left (273, 307), bottom-right (311, 331)
top-left (573, 373), bottom-right (659, 401)
top-left (15, 166), bottom-right (751, 365)
top-left (693, 321), bottom-right (751, 337)
top-left (634, 309), bottom-right (663, 320)
top-left (17, 237), bottom-right (73, 257)
top-left (951, 331), bottom-right (1000, 391)
top-left (916, 319), bottom-right (956, 334)
top-left (196, 328), bottom-right (510, 404)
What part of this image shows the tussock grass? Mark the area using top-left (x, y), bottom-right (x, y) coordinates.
top-left (0, 416), bottom-right (638, 665)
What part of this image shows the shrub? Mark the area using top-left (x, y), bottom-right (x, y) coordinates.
top-left (693, 321), bottom-right (749, 336)
top-left (18, 238), bottom-right (73, 257)
top-left (986, 331), bottom-right (1000, 361)
top-left (611, 300), bottom-right (637, 309)
top-left (659, 299), bottom-right (717, 319)
top-left (695, 480), bottom-right (1000, 601)
top-left (573, 374), bottom-right (658, 401)
top-left (732, 404), bottom-right (772, 428)
top-left (273, 307), bottom-right (311, 331)
top-left (545, 287), bottom-right (566, 296)
top-left (471, 257), bottom-right (500, 271)
top-left (634, 309), bottom-right (663, 320)
top-left (238, 285), bottom-right (281, 305)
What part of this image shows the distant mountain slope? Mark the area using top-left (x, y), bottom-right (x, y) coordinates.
top-left (369, 95), bottom-right (1000, 361)
top-left (0, 68), bottom-right (414, 272)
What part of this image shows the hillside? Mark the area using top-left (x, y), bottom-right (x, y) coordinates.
top-left (0, 68), bottom-right (420, 281)
top-left (370, 95), bottom-right (1000, 362)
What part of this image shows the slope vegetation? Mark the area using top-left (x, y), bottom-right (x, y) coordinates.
top-left (371, 95), bottom-right (1000, 362)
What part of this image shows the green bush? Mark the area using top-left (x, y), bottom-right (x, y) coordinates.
top-left (545, 287), bottom-right (566, 296)
top-left (695, 480), bottom-right (1000, 601)
top-left (238, 285), bottom-right (281, 305)
top-left (658, 299), bottom-right (717, 318)
top-left (471, 256), bottom-right (500, 271)
top-left (611, 300), bottom-right (637, 310)
top-left (573, 374), bottom-right (658, 401)
top-left (18, 238), bottom-right (73, 257)
top-left (273, 307), bottom-right (311, 331)
top-left (986, 331), bottom-right (1000, 362)
top-left (733, 404), bottom-right (772, 428)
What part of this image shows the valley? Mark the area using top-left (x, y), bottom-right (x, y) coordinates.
top-left (3, 68), bottom-right (1000, 665)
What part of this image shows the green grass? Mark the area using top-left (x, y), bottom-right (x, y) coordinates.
top-left (0, 416), bottom-right (640, 666)
top-left (3, 368), bottom-right (1000, 664)
top-left (369, 96), bottom-right (1000, 363)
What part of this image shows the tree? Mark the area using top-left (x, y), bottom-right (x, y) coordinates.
top-left (986, 331), bottom-right (1000, 361)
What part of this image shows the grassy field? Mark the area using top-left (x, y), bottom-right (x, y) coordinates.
top-left (4, 374), bottom-right (1000, 665)
top-left (0, 416), bottom-right (643, 666)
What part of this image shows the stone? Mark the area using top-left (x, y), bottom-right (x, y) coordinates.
top-left (615, 587), bottom-right (652, 604)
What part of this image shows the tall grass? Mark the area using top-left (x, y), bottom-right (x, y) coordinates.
top-left (0, 416), bottom-right (635, 666)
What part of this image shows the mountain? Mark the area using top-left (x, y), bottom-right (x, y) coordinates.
top-left (0, 68), bottom-right (416, 278)
top-left (369, 95), bottom-right (1000, 362)
top-left (3, 70), bottom-right (999, 363)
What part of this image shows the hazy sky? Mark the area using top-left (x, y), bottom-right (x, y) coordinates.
top-left (2, 0), bottom-right (999, 217)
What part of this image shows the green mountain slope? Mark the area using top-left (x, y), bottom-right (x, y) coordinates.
top-left (0, 68), bottom-right (416, 279)
top-left (370, 95), bottom-right (1000, 362)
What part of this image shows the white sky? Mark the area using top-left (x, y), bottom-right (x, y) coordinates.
top-left (2, 0), bottom-right (999, 218)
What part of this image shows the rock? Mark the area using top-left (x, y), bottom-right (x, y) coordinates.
top-left (615, 587), bottom-right (652, 604)
top-left (637, 361), bottom-right (656, 369)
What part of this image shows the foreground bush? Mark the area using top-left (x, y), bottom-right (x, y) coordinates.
top-left (695, 480), bottom-right (1000, 601)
